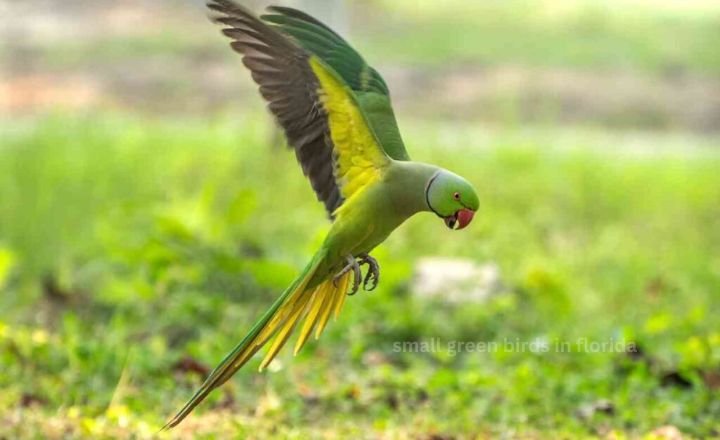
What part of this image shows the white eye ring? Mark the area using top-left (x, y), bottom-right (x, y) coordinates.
top-left (453, 192), bottom-right (460, 200)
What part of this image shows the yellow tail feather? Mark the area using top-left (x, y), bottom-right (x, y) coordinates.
top-left (315, 276), bottom-right (345, 340)
top-left (294, 283), bottom-right (330, 355)
top-left (164, 253), bottom-right (354, 430)
top-left (259, 294), bottom-right (310, 371)
top-left (258, 271), bottom-right (352, 371)
top-left (333, 275), bottom-right (350, 320)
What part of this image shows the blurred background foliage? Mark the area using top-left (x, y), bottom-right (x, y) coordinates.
top-left (1, 0), bottom-right (719, 438)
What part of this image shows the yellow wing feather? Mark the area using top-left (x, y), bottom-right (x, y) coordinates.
top-left (309, 57), bottom-right (390, 206)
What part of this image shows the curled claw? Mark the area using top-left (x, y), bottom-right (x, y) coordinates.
top-left (334, 255), bottom-right (361, 295)
top-left (358, 254), bottom-right (380, 292)
top-left (363, 270), bottom-right (377, 291)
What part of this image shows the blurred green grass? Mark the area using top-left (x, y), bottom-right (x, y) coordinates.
top-left (26, 0), bottom-right (720, 76)
top-left (366, 0), bottom-right (720, 74)
top-left (1, 113), bottom-right (719, 438)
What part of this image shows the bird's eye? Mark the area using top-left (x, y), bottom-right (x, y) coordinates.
top-left (453, 192), bottom-right (460, 200)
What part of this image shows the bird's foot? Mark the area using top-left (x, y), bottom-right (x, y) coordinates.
top-left (333, 255), bottom-right (362, 295)
top-left (357, 253), bottom-right (380, 291)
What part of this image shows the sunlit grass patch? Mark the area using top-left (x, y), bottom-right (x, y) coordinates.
top-left (1, 112), bottom-right (719, 437)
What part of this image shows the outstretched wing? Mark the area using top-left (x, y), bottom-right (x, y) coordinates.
top-left (263, 6), bottom-right (411, 162)
top-left (209, 0), bottom-right (392, 218)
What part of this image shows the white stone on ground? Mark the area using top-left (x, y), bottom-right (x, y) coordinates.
top-left (412, 257), bottom-right (502, 303)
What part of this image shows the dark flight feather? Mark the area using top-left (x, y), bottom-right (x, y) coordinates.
top-left (261, 5), bottom-right (411, 161)
top-left (262, 6), bottom-right (390, 96)
top-left (208, 0), bottom-right (343, 217)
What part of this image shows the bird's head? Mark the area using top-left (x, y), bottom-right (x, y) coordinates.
top-left (425, 170), bottom-right (479, 230)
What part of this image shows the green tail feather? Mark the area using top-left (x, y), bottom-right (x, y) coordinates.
top-left (162, 252), bottom-right (325, 429)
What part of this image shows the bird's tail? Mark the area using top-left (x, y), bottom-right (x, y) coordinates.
top-left (163, 251), bottom-right (351, 429)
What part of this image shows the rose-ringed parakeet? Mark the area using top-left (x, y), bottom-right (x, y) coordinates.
top-left (165, 0), bottom-right (479, 428)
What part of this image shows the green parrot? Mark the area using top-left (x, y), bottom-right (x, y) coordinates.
top-left (164, 0), bottom-right (479, 428)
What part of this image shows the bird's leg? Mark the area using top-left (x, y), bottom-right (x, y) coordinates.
top-left (357, 253), bottom-right (380, 291)
top-left (333, 255), bottom-right (362, 295)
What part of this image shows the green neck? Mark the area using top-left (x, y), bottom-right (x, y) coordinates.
top-left (385, 161), bottom-right (441, 218)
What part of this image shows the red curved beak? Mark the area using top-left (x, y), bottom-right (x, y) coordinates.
top-left (443, 208), bottom-right (475, 230)
top-left (456, 208), bottom-right (475, 230)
